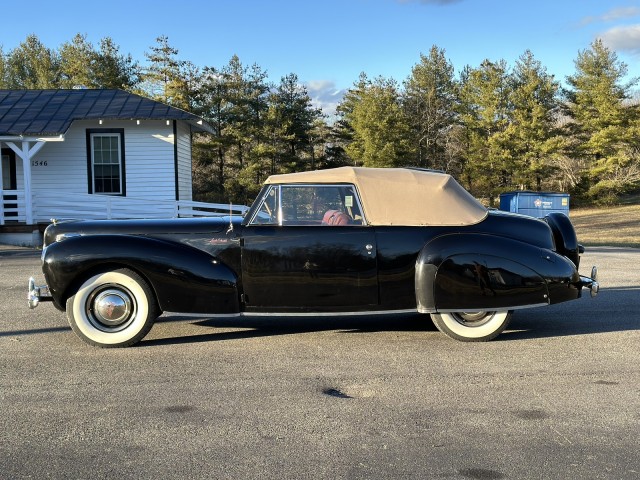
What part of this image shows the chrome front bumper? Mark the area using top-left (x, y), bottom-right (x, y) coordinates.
top-left (28, 277), bottom-right (53, 309)
top-left (579, 266), bottom-right (599, 298)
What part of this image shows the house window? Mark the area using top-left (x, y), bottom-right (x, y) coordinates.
top-left (87, 129), bottom-right (125, 195)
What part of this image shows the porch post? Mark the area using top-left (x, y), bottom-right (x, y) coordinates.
top-left (22, 142), bottom-right (34, 224)
top-left (6, 140), bottom-right (46, 225)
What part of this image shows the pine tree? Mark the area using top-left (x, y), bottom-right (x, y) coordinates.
top-left (93, 37), bottom-right (139, 90)
top-left (143, 35), bottom-right (183, 104)
top-left (457, 59), bottom-right (510, 200)
top-left (341, 75), bottom-right (412, 167)
top-left (0, 45), bottom-right (6, 88)
top-left (194, 64), bottom-right (236, 202)
top-left (266, 73), bottom-right (322, 173)
top-left (308, 118), bottom-right (335, 170)
top-left (59, 34), bottom-right (95, 88)
top-left (5, 34), bottom-right (60, 88)
top-left (332, 73), bottom-right (369, 165)
top-left (402, 45), bottom-right (458, 170)
top-left (193, 56), bottom-right (271, 203)
top-left (564, 39), bottom-right (640, 201)
top-left (499, 50), bottom-right (564, 190)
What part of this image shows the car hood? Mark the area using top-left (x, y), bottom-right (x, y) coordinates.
top-left (43, 216), bottom-right (242, 247)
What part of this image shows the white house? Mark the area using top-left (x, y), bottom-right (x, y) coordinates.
top-left (0, 89), bottom-right (240, 246)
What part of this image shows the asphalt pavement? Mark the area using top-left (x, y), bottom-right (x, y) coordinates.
top-left (0, 246), bottom-right (638, 479)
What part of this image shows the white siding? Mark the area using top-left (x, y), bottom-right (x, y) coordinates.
top-left (31, 119), bottom-right (179, 200)
top-left (176, 121), bottom-right (193, 201)
top-left (31, 122), bottom-right (90, 194)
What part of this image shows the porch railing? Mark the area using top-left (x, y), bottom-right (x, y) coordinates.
top-left (1, 190), bottom-right (249, 225)
top-left (0, 190), bottom-right (26, 225)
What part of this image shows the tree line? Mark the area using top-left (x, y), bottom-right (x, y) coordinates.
top-left (1, 34), bottom-right (638, 205)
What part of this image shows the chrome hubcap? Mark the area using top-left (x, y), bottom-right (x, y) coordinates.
top-left (87, 286), bottom-right (135, 331)
top-left (452, 311), bottom-right (494, 327)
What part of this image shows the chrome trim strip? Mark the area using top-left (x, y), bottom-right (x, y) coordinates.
top-left (184, 309), bottom-right (418, 319)
top-left (277, 185), bottom-right (283, 226)
top-left (241, 309), bottom-right (417, 317)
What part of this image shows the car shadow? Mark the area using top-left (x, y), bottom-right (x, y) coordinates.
top-left (140, 286), bottom-right (639, 347)
top-left (0, 325), bottom-right (71, 338)
top-left (141, 312), bottom-right (430, 347)
top-left (501, 286), bottom-right (640, 341)
top-left (0, 248), bottom-right (41, 258)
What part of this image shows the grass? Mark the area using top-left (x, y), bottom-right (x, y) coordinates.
top-left (571, 202), bottom-right (640, 248)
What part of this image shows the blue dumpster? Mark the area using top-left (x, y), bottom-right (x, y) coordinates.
top-left (499, 191), bottom-right (570, 218)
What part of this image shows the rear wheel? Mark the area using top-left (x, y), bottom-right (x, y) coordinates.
top-left (431, 311), bottom-right (512, 342)
top-left (66, 268), bottom-right (159, 348)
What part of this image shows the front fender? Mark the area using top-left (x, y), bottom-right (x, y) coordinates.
top-left (415, 233), bottom-right (580, 313)
top-left (42, 235), bottom-right (239, 314)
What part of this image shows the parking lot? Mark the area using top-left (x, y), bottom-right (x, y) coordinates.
top-left (1, 246), bottom-right (638, 479)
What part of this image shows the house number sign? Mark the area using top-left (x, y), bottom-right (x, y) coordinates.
top-left (31, 160), bottom-right (48, 167)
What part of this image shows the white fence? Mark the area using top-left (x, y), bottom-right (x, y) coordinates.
top-left (175, 199), bottom-right (250, 218)
top-left (1, 190), bottom-right (249, 225)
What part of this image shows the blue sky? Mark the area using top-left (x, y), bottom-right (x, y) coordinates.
top-left (2, 0), bottom-right (640, 114)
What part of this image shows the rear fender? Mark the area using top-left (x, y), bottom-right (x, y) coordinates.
top-left (415, 234), bottom-right (578, 313)
top-left (42, 235), bottom-right (239, 314)
top-left (544, 212), bottom-right (580, 268)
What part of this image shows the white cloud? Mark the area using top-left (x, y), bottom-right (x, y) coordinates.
top-left (581, 6), bottom-right (640, 25)
top-left (305, 80), bottom-right (347, 118)
top-left (599, 24), bottom-right (640, 55)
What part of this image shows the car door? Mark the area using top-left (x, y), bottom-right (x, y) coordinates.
top-left (241, 184), bottom-right (378, 311)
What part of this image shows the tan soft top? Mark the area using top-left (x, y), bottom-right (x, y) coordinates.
top-left (265, 167), bottom-right (488, 226)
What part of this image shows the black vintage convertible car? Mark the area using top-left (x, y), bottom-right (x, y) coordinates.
top-left (28, 167), bottom-right (598, 347)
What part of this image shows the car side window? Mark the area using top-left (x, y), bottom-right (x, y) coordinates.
top-left (280, 185), bottom-right (364, 226)
top-left (249, 186), bottom-right (279, 225)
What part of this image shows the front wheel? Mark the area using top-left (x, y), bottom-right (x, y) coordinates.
top-left (66, 268), bottom-right (159, 348)
top-left (431, 311), bottom-right (512, 342)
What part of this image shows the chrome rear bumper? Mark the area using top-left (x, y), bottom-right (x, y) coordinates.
top-left (28, 277), bottom-right (53, 309)
top-left (579, 266), bottom-right (599, 298)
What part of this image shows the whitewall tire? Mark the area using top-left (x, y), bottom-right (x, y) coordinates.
top-left (66, 269), bottom-right (159, 348)
top-left (431, 311), bottom-right (512, 342)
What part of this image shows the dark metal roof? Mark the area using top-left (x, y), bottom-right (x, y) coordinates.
top-left (0, 89), bottom-right (213, 136)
